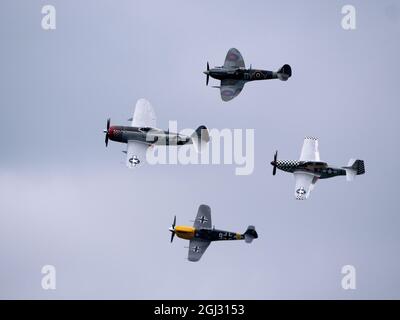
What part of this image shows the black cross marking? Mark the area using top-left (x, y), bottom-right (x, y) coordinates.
top-left (192, 246), bottom-right (200, 253)
top-left (197, 216), bottom-right (208, 224)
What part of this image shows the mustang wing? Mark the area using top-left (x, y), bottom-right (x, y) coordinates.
top-left (131, 98), bottom-right (156, 128)
top-left (220, 79), bottom-right (245, 102)
top-left (125, 140), bottom-right (148, 168)
top-left (299, 137), bottom-right (320, 162)
top-left (293, 171), bottom-right (318, 200)
top-left (193, 204), bottom-right (212, 229)
top-left (223, 48), bottom-right (245, 69)
top-left (188, 239), bottom-right (211, 262)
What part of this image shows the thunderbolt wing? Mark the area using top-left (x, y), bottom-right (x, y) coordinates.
top-left (224, 48), bottom-right (245, 69)
top-left (125, 140), bottom-right (148, 168)
top-left (220, 79), bottom-right (245, 102)
top-left (299, 137), bottom-right (320, 161)
top-left (188, 239), bottom-right (211, 262)
top-left (293, 171), bottom-right (318, 200)
top-left (131, 98), bottom-right (156, 128)
top-left (193, 204), bottom-right (212, 229)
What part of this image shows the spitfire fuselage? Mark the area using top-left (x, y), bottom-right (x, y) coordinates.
top-left (107, 126), bottom-right (192, 146)
top-left (274, 160), bottom-right (346, 179)
top-left (207, 67), bottom-right (277, 82)
top-left (174, 225), bottom-right (245, 242)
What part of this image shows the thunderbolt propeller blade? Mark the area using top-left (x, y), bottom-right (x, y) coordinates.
top-left (206, 62), bottom-right (210, 86)
top-left (272, 150), bottom-right (278, 176)
top-left (169, 215), bottom-right (176, 243)
top-left (104, 118), bottom-right (110, 147)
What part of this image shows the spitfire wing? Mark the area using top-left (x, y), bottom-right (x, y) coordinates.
top-left (293, 171), bottom-right (318, 200)
top-left (125, 140), bottom-right (148, 168)
top-left (299, 137), bottom-right (320, 161)
top-left (193, 204), bottom-right (212, 229)
top-left (223, 48), bottom-right (245, 69)
top-left (131, 98), bottom-right (156, 128)
top-left (220, 79), bottom-right (245, 102)
top-left (188, 239), bottom-right (211, 262)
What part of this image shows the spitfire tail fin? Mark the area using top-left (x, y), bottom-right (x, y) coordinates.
top-left (191, 125), bottom-right (210, 154)
top-left (244, 226), bottom-right (258, 243)
top-left (277, 64), bottom-right (292, 81)
top-left (342, 159), bottom-right (365, 181)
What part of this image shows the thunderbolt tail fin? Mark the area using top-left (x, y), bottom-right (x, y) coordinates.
top-left (342, 159), bottom-right (365, 181)
top-left (191, 125), bottom-right (210, 154)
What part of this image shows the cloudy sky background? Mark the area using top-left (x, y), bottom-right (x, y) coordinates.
top-left (0, 0), bottom-right (400, 299)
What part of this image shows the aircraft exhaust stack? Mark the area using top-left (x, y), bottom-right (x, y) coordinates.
top-left (271, 150), bottom-right (278, 175)
top-left (169, 215), bottom-right (176, 243)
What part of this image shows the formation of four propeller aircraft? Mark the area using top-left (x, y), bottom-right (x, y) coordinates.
top-left (104, 48), bottom-right (365, 261)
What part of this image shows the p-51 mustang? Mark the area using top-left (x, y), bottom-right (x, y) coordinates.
top-left (104, 99), bottom-right (210, 168)
top-left (169, 204), bottom-right (258, 262)
top-left (270, 137), bottom-right (365, 200)
top-left (204, 48), bottom-right (292, 101)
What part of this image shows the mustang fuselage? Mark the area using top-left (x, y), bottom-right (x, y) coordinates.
top-left (273, 160), bottom-right (346, 179)
top-left (106, 126), bottom-right (192, 146)
top-left (205, 67), bottom-right (277, 82)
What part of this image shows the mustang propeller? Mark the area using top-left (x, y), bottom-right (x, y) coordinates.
top-left (169, 215), bottom-right (176, 243)
top-left (104, 118), bottom-right (110, 147)
top-left (271, 150), bottom-right (278, 176)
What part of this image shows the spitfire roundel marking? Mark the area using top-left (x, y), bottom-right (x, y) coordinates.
top-left (255, 71), bottom-right (262, 79)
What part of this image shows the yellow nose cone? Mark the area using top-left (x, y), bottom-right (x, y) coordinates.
top-left (175, 226), bottom-right (195, 240)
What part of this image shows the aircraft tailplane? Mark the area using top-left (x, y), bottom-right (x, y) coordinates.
top-left (191, 125), bottom-right (210, 154)
top-left (342, 159), bottom-right (365, 181)
top-left (277, 64), bottom-right (292, 81)
top-left (244, 225), bottom-right (258, 243)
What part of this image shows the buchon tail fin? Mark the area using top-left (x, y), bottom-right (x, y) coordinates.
top-left (191, 125), bottom-right (210, 154)
top-left (244, 225), bottom-right (258, 243)
top-left (277, 64), bottom-right (292, 81)
top-left (342, 159), bottom-right (365, 181)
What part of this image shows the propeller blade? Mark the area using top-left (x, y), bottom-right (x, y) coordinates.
top-left (272, 150), bottom-right (278, 176)
top-left (206, 62), bottom-right (210, 86)
top-left (170, 232), bottom-right (175, 243)
top-left (172, 215), bottom-right (176, 228)
top-left (105, 118), bottom-right (110, 147)
top-left (207, 61), bottom-right (209, 71)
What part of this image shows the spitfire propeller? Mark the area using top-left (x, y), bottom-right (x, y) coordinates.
top-left (169, 215), bottom-right (176, 243)
top-left (205, 62), bottom-right (210, 86)
top-left (104, 118), bottom-right (110, 147)
top-left (271, 150), bottom-right (278, 176)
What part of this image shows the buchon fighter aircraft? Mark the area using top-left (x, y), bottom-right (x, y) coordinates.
top-left (270, 137), bottom-right (365, 200)
top-left (169, 204), bottom-right (258, 262)
top-left (104, 99), bottom-right (210, 167)
top-left (204, 48), bottom-right (292, 101)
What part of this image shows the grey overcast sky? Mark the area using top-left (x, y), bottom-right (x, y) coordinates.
top-left (0, 0), bottom-right (400, 299)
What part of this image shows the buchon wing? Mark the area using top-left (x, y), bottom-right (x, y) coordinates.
top-left (188, 239), bottom-right (211, 262)
top-left (193, 204), bottom-right (212, 229)
top-left (131, 98), bottom-right (156, 128)
top-left (223, 48), bottom-right (245, 69)
top-left (299, 137), bottom-right (320, 162)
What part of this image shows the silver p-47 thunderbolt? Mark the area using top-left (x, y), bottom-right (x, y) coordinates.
top-left (271, 137), bottom-right (365, 200)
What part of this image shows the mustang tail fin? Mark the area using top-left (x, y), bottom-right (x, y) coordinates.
top-left (277, 64), bottom-right (292, 81)
top-left (191, 125), bottom-right (210, 154)
top-left (342, 159), bottom-right (365, 181)
top-left (244, 226), bottom-right (258, 243)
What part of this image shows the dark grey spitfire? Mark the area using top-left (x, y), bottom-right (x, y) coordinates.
top-left (270, 137), bottom-right (366, 200)
top-left (204, 48), bottom-right (292, 101)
